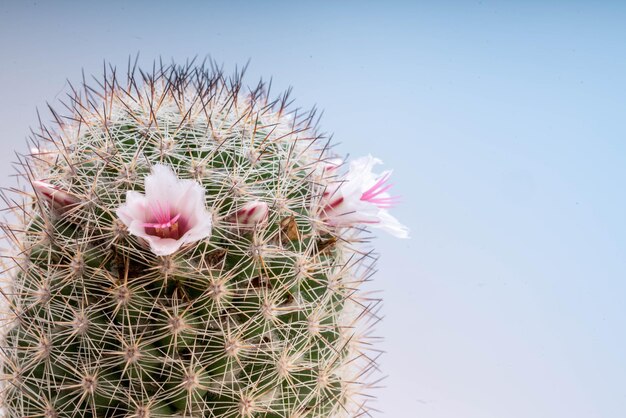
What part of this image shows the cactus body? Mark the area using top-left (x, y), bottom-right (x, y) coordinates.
top-left (0, 63), bottom-right (389, 417)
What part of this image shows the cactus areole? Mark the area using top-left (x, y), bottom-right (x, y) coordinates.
top-left (0, 62), bottom-right (408, 417)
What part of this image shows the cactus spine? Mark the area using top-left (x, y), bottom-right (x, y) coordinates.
top-left (0, 62), bottom-right (391, 417)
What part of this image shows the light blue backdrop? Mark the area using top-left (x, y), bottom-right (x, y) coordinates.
top-left (0, 1), bottom-right (624, 417)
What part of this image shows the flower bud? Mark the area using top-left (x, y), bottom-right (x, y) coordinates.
top-left (235, 200), bottom-right (269, 226)
top-left (33, 180), bottom-right (79, 213)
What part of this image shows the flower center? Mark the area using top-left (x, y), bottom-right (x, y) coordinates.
top-left (143, 201), bottom-right (184, 239)
top-left (360, 172), bottom-right (399, 208)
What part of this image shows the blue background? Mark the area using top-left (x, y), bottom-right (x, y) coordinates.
top-left (1, 1), bottom-right (625, 417)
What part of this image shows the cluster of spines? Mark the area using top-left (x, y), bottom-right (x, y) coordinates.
top-left (0, 60), bottom-right (382, 418)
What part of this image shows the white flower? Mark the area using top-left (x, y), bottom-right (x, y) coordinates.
top-left (33, 180), bottom-right (79, 213)
top-left (116, 164), bottom-right (213, 256)
top-left (320, 155), bottom-right (409, 238)
top-left (234, 200), bottom-right (269, 226)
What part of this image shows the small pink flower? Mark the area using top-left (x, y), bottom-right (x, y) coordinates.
top-left (32, 180), bottom-right (80, 213)
top-left (320, 155), bottom-right (409, 238)
top-left (116, 164), bottom-right (213, 256)
top-left (234, 200), bottom-right (269, 226)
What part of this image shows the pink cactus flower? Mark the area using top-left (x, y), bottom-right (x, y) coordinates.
top-left (234, 200), bottom-right (269, 226)
top-left (321, 155), bottom-right (409, 238)
top-left (32, 180), bottom-right (80, 213)
top-left (116, 164), bottom-right (213, 256)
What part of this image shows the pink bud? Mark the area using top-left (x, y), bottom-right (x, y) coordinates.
top-left (32, 180), bottom-right (80, 213)
top-left (235, 201), bottom-right (269, 226)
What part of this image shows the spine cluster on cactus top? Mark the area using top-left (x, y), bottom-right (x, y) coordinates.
top-left (0, 61), bottom-right (407, 418)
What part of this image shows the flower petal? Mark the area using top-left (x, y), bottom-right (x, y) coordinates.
top-left (144, 164), bottom-right (186, 205)
top-left (116, 191), bottom-right (148, 225)
top-left (173, 180), bottom-right (209, 225)
top-left (143, 234), bottom-right (186, 256)
top-left (372, 210), bottom-right (410, 239)
top-left (180, 216), bottom-right (213, 244)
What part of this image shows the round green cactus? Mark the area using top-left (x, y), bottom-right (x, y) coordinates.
top-left (0, 62), bottom-right (407, 417)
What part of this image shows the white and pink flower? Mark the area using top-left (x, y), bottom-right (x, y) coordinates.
top-left (320, 155), bottom-right (409, 238)
top-left (116, 164), bottom-right (213, 256)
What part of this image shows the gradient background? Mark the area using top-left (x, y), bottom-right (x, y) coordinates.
top-left (1, 1), bottom-right (625, 417)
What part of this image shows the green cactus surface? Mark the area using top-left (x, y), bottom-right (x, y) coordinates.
top-left (0, 62), bottom-right (383, 417)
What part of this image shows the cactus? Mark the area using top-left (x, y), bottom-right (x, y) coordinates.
top-left (0, 62), bottom-right (407, 417)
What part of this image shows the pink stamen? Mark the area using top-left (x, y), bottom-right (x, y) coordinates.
top-left (143, 202), bottom-right (183, 239)
top-left (360, 173), bottom-right (399, 208)
top-left (143, 213), bottom-right (181, 229)
top-left (362, 172), bottom-right (391, 198)
top-left (370, 182), bottom-right (394, 197)
top-left (360, 178), bottom-right (389, 202)
top-left (153, 201), bottom-right (168, 224)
